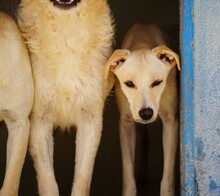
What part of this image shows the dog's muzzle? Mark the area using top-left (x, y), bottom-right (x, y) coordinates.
top-left (50, 0), bottom-right (81, 8)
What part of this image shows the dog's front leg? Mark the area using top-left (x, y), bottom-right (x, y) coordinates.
top-left (116, 87), bottom-right (137, 196)
top-left (71, 108), bottom-right (103, 196)
top-left (119, 114), bottom-right (136, 196)
top-left (160, 114), bottom-right (178, 196)
top-left (29, 116), bottom-right (59, 196)
top-left (0, 117), bottom-right (29, 196)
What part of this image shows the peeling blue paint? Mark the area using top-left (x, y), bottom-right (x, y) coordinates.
top-left (184, 163), bottom-right (196, 195)
top-left (209, 176), bottom-right (220, 195)
top-left (209, 180), bottom-right (217, 191)
top-left (195, 138), bottom-right (205, 161)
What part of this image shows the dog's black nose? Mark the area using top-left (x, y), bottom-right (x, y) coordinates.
top-left (139, 108), bottom-right (154, 121)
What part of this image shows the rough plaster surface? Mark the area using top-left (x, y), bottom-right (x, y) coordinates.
top-left (194, 0), bottom-right (220, 195)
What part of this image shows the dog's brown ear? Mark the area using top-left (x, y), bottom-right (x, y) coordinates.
top-left (152, 45), bottom-right (181, 70)
top-left (104, 49), bottom-right (130, 79)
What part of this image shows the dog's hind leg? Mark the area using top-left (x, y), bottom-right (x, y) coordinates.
top-left (160, 113), bottom-right (178, 196)
top-left (0, 117), bottom-right (29, 196)
top-left (71, 106), bottom-right (104, 196)
top-left (29, 116), bottom-right (59, 196)
top-left (116, 86), bottom-right (137, 196)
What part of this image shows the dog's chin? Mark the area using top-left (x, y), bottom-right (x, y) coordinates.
top-left (134, 118), bottom-right (156, 125)
top-left (50, 0), bottom-right (80, 9)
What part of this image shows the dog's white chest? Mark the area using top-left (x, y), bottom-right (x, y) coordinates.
top-left (33, 58), bottom-right (104, 129)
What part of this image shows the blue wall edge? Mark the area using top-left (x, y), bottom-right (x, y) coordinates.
top-left (180, 0), bottom-right (195, 195)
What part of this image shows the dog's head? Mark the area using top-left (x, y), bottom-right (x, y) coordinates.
top-left (104, 45), bottom-right (180, 124)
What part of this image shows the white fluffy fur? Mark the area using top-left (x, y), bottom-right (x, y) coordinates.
top-left (18, 0), bottom-right (114, 195)
top-left (0, 12), bottom-right (34, 196)
top-left (104, 24), bottom-right (180, 196)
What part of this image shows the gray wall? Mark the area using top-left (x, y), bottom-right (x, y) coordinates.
top-left (181, 0), bottom-right (220, 195)
top-left (0, 0), bottom-right (179, 195)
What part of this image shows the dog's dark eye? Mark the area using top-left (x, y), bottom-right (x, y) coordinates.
top-left (124, 81), bottom-right (136, 88)
top-left (151, 80), bottom-right (163, 88)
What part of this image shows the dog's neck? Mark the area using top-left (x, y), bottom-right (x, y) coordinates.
top-left (50, 0), bottom-right (81, 9)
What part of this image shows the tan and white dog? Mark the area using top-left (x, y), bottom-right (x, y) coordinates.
top-left (17, 0), bottom-right (114, 195)
top-left (0, 12), bottom-right (34, 196)
top-left (104, 24), bottom-right (180, 196)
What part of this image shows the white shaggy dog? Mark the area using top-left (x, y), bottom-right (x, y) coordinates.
top-left (0, 12), bottom-right (34, 196)
top-left (104, 24), bottom-right (180, 196)
top-left (17, 0), bottom-right (114, 195)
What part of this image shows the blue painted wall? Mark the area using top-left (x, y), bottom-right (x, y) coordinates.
top-left (181, 0), bottom-right (220, 195)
